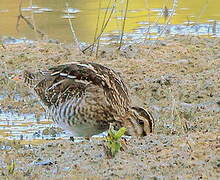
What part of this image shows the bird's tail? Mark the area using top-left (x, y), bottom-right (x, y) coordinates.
top-left (23, 70), bottom-right (46, 88)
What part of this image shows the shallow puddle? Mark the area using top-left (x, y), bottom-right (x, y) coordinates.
top-left (0, 109), bottom-right (70, 141)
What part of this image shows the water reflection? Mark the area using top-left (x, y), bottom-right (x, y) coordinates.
top-left (0, 109), bottom-right (69, 140)
top-left (0, 0), bottom-right (219, 43)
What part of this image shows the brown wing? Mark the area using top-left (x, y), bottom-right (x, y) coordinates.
top-left (25, 61), bottom-right (130, 112)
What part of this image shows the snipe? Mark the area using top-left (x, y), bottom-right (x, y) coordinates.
top-left (24, 61), bottom-right (154, 137)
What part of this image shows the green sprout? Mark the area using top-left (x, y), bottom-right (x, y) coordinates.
top-left (6, 160), bottom-right (16, 175)
top-left (106, 124), bottom-right (126, 157)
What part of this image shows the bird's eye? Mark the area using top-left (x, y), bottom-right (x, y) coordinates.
top-left (138, 119), bottom-right (144, 125)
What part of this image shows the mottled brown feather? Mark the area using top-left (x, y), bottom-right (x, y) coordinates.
top-left (24, 61), bottom-right (154, 137)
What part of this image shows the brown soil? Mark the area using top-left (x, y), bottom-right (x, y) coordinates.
top-left (0, 132), bottom-right (219, 179)
top-left (0, 36), bottom-right (219, 179)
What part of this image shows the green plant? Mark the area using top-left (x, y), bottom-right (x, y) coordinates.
top-left (106, 124), bottom-right (126, 157)
top-left (6, 160), bottom-right (16, 175)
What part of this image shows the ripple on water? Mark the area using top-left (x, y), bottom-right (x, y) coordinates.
top-left (132, 22), bottom-right (220, 40)
top-left (0, 109), bottom-right (69, 141)
top-left (61, 15), bottom-right (76, 19)
top-left (38, 8), bottom-right (53, 12)
top-left (21, 5), bottom-right (40, 11)
top-left (64, 8), bottom-right (80, 14)
top-left (2, 37), bottom-right (34, 44)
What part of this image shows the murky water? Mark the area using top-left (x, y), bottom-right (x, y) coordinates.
top-left (0, 0), bottom-right (220, 43)
top-left (0, 108), bottom-right (108, 141)
top-left (0, 109), bottom-right (71, 140)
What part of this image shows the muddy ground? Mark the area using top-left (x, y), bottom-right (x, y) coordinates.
top-left (0, 36), bottom-right (219, 179)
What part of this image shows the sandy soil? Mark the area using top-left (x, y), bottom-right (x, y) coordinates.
top-left (0, 132), bottom-right (219, 179)
top-left (0, 35), bottom-right (219, 179)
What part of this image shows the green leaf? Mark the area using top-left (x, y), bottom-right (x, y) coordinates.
top-left (114, 142), bottom-right (121, 152)
top-left (108, 124), bottom-right (116, 137)
top-left (106, 125), bottom-right (126, 158)
top-left (115, 127), bottom-right (126, 140)
top-left (7, 160), bottom-right (16, 175)
top-left (111, 142), bottom-right (121, 157)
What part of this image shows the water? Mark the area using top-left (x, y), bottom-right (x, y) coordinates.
top-left (0, 107), bottom-right (109, 141)
top-left (0, 0), bottom-right (220, 43)
top-left (0, 109), bottom-right (70, 141)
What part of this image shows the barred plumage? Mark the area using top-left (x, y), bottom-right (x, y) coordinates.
top-left (24, 61), bottom-right (154, 137)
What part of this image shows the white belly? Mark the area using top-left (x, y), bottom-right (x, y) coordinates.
top-left (57, 120), bottom-right (107, 137)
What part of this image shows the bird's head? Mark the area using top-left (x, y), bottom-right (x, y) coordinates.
top-left (124, 106), bottom-right (154, 136)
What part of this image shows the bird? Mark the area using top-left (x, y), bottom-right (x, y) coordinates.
top-left (24, 61), bottom-right (154, 137)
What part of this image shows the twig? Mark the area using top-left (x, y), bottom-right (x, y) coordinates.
top-left (82, 0), bottom-right (116, 54)
top-left (186, 140), bottom-right (193, 152)
top-left (1, 44), bottom-right (6, 49)
top-left (16, 14), bottom-right (45, 38)
top-left (91, 0), bottom-right (102, 55)
top-left (65, 2), bottom-right (81, 53)
top-left (118, 0), bottom-right (129, 50)
top-left (96, 0), bottom-right (115, 58)
top-left (163, 6), bottom-right (169, 22)
top-left (147, 0), bottom-right (178, 55)
top-left (212, 20), bottom-right (216, 35)
top-left (183, 121), bottom-right (189, 133)
top-left (170, 88), bottom-right (176, 129)
top-left (144, 1), bottom-right (164, 43)
top-left (143, 0), bottom-right (151, 41)
top-left (16, 0), bottom-right (45, 38)
top-left (186, 0), bottom-right (208, 38)
top-left (114, 0), bottom-right (123, 44)
top-left (96, 0), bottom-right (112, 57)
top-left (29, 0), bottom-right (38, 39)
